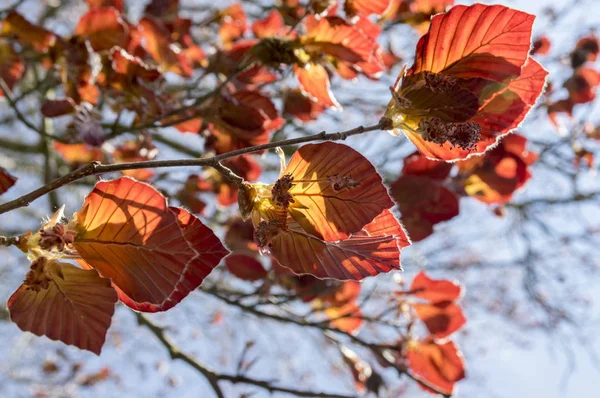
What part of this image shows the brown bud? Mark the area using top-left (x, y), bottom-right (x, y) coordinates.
top-left (271, 174), bottom-right (295, 208)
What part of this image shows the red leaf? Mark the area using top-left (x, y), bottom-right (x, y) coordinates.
top-left (531, 36), bottom-right (551, 55)
top-left (409, 4), bottom-right (534, 83)
top-left (391, 175), bottom-right (459, 241)
top-left (0, 167), bottom-right (17, 195)
top-left (303, 16), bottom-right (374, 64)
top-left (139, 17), bottom-right (192, 77)
top-left (344, 0), bottom-right (391, 17)
top-left (53, 143), bottom-right (105, 166)
top-left (268, 213), bottom-right (405, 281)
top-left (75, 8), bottom-right (128, 52)
top-left (110, 47), bottom-right (161, 82)
top-left (1, 11), bottom-right (55, 51)
top-left (407, 338), bottom-right (465, 395)
top-left (283, 142), bottom-right (394, 241)
top-left (8, 259), bottom-right (117, 355)
top-left (414, 302), bottom-right (466, 338)
top-left (72, 177), bottom-right (229, 312)
top-left (252, 11), bottom-right (285, 39)
top-left (295, 63), bottom-right (340, 109)
top-left (564, 67), bottom-right (600, 104)
top-left (401, 151), bottom-right (452, 180)
top-left (41, 99), bottom-right (76, 118)
top-left (225, 254), bottom-right (268, 281)
top-left (218, 3), bottom-right (247, 46)
top-left (410, 271), bottom-right (461, 303)
top-left (0, 40), bottom-right (24, 96)
top-left (283, 89), bottom-right (326, 121)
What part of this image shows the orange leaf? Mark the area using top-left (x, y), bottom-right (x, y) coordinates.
top-left (409, 4), bottom-right (534, 83)
top-left (295, 63), bottom-right (340, 109)
top-left (344, 0), bottom-right (391, 16)
top-left (457, 133), bottom-right (536, 204)
top-left (410, 271), bottom-right (461, 303)
top-left (218, 3), bottom-right (247, 46)
top-left (0, 167), bottom-right (17, 195)
top-left (7, 259), bottom-right (117, 354)
top-left (110, 47), bottom-right (161, 82)
top-left (0, 40), bottom-right (24, 96)
top-left (303, 16), bottom-right (374, 64)
top-left (283, 142), bottom-right (394, 241)
top-left (414, 302), bottom-right (466, 338)
top-left (407, 338), bottom-right (465, 395)
top-left (252, 11), bottom-right (285, 39)
top-left (72, 177), bottom-right (229, 312)
top-left (268, 214), bottom-right (405, 280)
top-left (139, 17), bottom-right (192, 77)
top-left (53, 142), bottom-right (105, 166)
top-left (2, 11), bottom-right (55, 51)
top-left (531, 36), bottom-right (551, 55)
top-left (208, 91), bottom-right (283, 154)
top-left (324, 301), bottom-right (363, 333)
top-left (75, 7), bottom-right (128, 52)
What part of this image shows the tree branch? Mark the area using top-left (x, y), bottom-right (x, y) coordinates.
top-left (0, 120), bottom-right (385, 215)
top-left (136, 313), bottom-right (356, 398)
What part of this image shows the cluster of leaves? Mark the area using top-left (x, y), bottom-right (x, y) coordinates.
top-left (0, 1), bottom-right (549, 396)
top-left (392, 133), bottom-right (537, 241)
top-left (340, 271), bottom-right (466, 396)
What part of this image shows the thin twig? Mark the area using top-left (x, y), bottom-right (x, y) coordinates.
top-left (136, 313), bottom-right (356, 398)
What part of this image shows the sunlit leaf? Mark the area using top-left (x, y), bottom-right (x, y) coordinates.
top-left (72, 177), bottom-right (229, 312)
top-left (75, 7), bottom-right (128, 52)
top-left (139, 17), bottom-right (192, 77)
top-left (409, 4), bottom-right (535, 83)
top-left (410, 271), bottom-right (461, 303)
top-left (8, 259), bottom-right (117, 354)
top-left (252, 11), bottom-right (285, 39)
top-left (0, 40), bottom-right (24, 96)
top-left (2, 11), bottom-right (55, 51)
top-left (407, 338), bottom-right (465, 395)
top-left (294, 63), bottom-right (340, 109)
top-left (218, 3), bottom-right (247, 46)
top-left (283, 142), bottom-right (394, 241)
top-left (344, 0), bottom-right (391, 17)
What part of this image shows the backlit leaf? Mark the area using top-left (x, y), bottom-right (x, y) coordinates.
top-left (75, 7), bottom-right (128, 51)
top-left (407, 338), bottom-right (465, 395)
top-left (284, 142), bottom-right (394, 241)
top-left (2, 11), bottom-right (55, 51)
top-left (8, 259), bottom-right (117, 355)
top-left (269, 212), bottom-right (405, 280)
top-left (295, 63), bottom-right (340, 109)
top-left (409, 4), bottom-right (535, 83)
top-left (0, 40), bottom-right (24, 96)
top-left (410, 271), bottom-right (461, 303)
top-left (139, 17), bottom-right (192, 77)
top-left (414, 302), bottom-right (466, 339)
top-left (72, 177), bottom-right (229, 312)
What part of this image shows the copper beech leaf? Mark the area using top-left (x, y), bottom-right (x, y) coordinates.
top-left (407, 338), bottom-right (465, 395)
top-left (294, 63), bottom-right (340, 109)
top-left (269, 210), bottom-right (408, 280)
top-left (8, 260), bottom-right (117, 355)
top-left (74, 7), bottom-right (128, 52)
top-left (72, 177), bottom-right (229, 312)
top-left (414, 302), bottom-right (466, 339)
top-left (410, 271), bottom-right (461, 303)
top-left (409, 4), bottom-right (535, 83)
top-left (0, 167), bottom-right (17, 195)
top-left (284, 142), bottom-right (395, 241)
